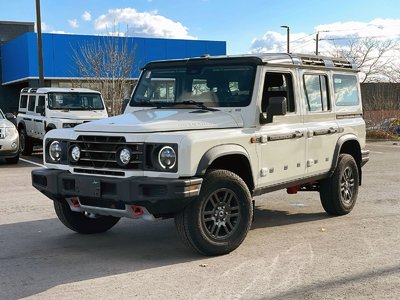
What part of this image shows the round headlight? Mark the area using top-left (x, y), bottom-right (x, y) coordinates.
top-left (158, 146), bottom-right (176, 169)
top-left (49, 141), bottom-right (62, 161)
top-left (118, 148), bottom-right (131, 165)
top-left (70, 145), bottom-right (81, 162)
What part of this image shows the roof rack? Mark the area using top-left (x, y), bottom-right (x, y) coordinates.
top-left (20, 87), bottom-right (37, 93)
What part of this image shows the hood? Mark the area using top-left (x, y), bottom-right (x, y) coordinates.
top-left (48, 110), bottom-right (107, 120)
top-left (0, 119), bottom-right (14, 128)
top-left (74, 109), bottom-right (243, 133)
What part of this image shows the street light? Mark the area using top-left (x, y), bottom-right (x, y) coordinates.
top-left (280, 25), bottom-right (290, 53)
top-left (36, 0), bottom-right (44, 87)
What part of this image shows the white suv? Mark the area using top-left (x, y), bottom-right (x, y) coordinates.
top-left (32, 53), bottom-right (369, 255)
top-left (0, 109), bottom-right (19, 164)
top-left (17, 87), bottom-right (108, 155)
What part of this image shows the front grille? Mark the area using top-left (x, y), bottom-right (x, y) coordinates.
top-left (70, 136), bottom-right (144, 170)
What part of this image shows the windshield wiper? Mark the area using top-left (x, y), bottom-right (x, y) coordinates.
top-left (178, 100), bottom-right (219, 111)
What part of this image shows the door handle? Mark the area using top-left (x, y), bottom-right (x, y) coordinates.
top-left (293, 130), bottom-right (304, 138)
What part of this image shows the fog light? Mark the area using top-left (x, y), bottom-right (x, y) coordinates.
top-left (70, 145), bottom-right (81, 162)
top-left (11, 142), bottom-right (17, 149)
top-left (118, 148), bottom-right (131, 166)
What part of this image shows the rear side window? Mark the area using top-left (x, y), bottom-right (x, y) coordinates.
top-left (20, 95), bottom-right (28, 109)
top-left (333, 74), bottom-right (359, 106)
top-left (28, 96), bottom-right (36, 111)
top-left (304, 74), bottom-right (330, 112)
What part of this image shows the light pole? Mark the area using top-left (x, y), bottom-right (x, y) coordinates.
top-left (281, 25), bottom-right (290, 53)
top-left (36, 0), bottom-right (44, 87)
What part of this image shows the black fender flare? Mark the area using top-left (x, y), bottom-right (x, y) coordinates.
top-left (46, 123), bottom-right (56, 132)
top-left (329, 134), bottom-right (362, 179)
top-left (195, 144), bottom-right (251, 176)
top-left (17, 120), bottom-right (26, 132)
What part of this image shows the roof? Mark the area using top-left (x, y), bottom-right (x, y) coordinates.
top-left (20, 87), bottom-right (101, 94)
top-left (144, 53), bottom-right (359, 71)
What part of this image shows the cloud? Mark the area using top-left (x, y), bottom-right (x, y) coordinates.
top-left (82, 11), bottom-right (92, 22)
top-left (250, 18), bottom-right (400, 54)
top-left (94, 8), bottom-right (195, 39)
top-left (68, 19), bottom-right (79, 28)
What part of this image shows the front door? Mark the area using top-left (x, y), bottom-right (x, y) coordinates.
top-left (257, 71), bottom-right (307, 188)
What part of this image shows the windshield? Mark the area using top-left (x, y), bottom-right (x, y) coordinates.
top-left (130, 64), bottom-right (256, 108)
top-left (0, 109), bottom-right (4, 119)
top-left (48, 93), bottom-right (104, 110)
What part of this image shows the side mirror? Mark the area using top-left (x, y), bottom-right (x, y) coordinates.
top-left (36, 105), bottom-right (45, 115)
top-left (5, 113), bottom-right (15, 120)
top-left (260, 96), bottom-right (287, 124)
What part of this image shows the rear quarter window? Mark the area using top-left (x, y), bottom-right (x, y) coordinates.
top-left (20, 95), bottom-right (28, 109)
top-left (333, 74), bottom-right (359, 106)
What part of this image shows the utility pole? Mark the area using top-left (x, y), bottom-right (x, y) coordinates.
top-left (281, 25), bottom-right (290, 53)
top-left (315, 32), bottom-right (319, 55)
top-left (36, 0), bottom-right (44, 87)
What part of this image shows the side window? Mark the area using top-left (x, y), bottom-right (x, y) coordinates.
top-left (333, 74), bottom-right (359, 106)
top-left (20, 95), bottom-right (28, 109)
top-left (28, 95), bottom-right (36, 112)
top-left (37, 96), bottom-right (45, 107)
top-left (304, 74), bottom-right (330, 112)
top-left (261, 72), bottom-right (295, 113)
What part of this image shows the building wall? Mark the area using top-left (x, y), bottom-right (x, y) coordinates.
top-left (1, 32), bottom-right (226, 84)
top-left (0, 32), bottom-right (226, 112)
top-left (0, 21), bottom-right (34, 113)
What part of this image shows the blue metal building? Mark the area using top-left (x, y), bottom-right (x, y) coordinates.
top-left (0, 30), bottom-right (226, 112)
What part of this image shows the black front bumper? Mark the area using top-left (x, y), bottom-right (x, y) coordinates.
top-left (32, 169), bottom-right (202, 215)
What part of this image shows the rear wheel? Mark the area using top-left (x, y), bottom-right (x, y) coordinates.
top-left (19, 128), bottom-right (33, 156)
top-left (54, 199), bottom-right (120, 234)
top-left (175, 169), bottom-right (253, 256)
top-left (320, 154), bottom-right (359, 215)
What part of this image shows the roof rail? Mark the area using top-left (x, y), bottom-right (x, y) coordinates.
top-left (332, 59), bottom-right (354, 69)
top-left (20, 87), bottom-right (37, 93)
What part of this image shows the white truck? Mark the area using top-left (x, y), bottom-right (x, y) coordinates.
top-left (32, 53), bottom-right (369, 255)
top-left (17, 87), bottom-right (108, 155)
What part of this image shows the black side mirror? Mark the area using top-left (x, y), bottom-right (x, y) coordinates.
top-left (260, 96), bottom-right (287, 124)
top-left (36, 106), bottom-right (45, 115)
top-left (5, 113), bottom-right (15, 120)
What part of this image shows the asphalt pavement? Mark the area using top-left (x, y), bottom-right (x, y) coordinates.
top-left (0, 142), bottom-right (399, 299)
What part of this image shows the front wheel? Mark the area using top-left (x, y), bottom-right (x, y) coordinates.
top-left (320, 154), bottom-right (359, 215)
top-left (19, 128), bottom-right (33, 156)
top-left (175, 169), bottom-right (253, 256)
top-left (54, 200), bottom-right (120, 234)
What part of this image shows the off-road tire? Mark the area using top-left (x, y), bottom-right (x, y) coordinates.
top-left (175, 169), bottom-right (253, 256)
top-left (54, 199), bottom-right (120, 234)
top-left (320, 154), bottom-right (359, 215)
top-left (19, 127), bottom-right (33, 156)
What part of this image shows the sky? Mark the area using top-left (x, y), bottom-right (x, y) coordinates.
top-left (1, 0), bottom-right (400, 55)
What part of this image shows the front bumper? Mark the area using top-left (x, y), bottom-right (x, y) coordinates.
top-left (32, 169), bottom-right (202, 215)
top-left (0, 138), bottom-right (19, 158)
top-left (361, 149), bottom-right (370, 167)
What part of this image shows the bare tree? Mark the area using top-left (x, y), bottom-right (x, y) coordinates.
top-left (327, 37), bottom-right (398, 83)
top-left (72, 34), bottom-right (136, 116)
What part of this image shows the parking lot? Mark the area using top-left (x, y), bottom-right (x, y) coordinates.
top-left (1, 142), bottom-right (399, 299)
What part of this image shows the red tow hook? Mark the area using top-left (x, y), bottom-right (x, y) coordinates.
top-left (287, 185), bottom-right (300, 194)
top-left (132, 205), bottom-right (144, 217)
top-left (71, 197), bottom-right (80, 208)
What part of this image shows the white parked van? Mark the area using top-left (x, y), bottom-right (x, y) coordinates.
top-left (17, 87), bottom-right (108, 155)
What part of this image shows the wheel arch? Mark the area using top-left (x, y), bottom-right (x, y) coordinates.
top-left (196, 144), bottom-right (255, 193)
top-left (46, 123), bottom-right (56, 132)
top-left (17, 120), bottom-right (26, 132)
top-left (330, 134), bottom-right (362, 184)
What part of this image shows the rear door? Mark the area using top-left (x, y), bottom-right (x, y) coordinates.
top-left (302, 71), bottom-right (339, 176)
